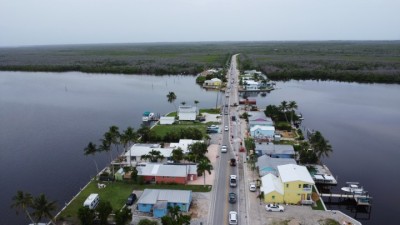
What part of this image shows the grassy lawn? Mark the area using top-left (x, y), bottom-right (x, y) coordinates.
top-left (166, 112), bottom-right (177, 116)
top-left (200, 108), bottom-right (221, 114)
top-left (59, 180), bottom-right (211, 221)
top-left (151, 123), bottom-right (209, 137)
top-left (312, 199), bottom-right (325, 210)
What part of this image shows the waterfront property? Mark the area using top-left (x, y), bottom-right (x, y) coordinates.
top-left (137, 163), bottom-right (198, 184)
top-left (169, 139), bottom-right (203, 154)
top-left (178, 105), bottom-right (198, 121)
top-left (250, 125), bottom-right (275, 141)
top-left (244, 80), bottom-right (259, 90)
top-left (256, 155), bottom-right (296, 177)
top-left (124, 144), bottom-right (174, 166)
top-left (203, 78), bottom-right (222, 88)
top-left (247, 111), bottom-right (274, 129)
top-left (260, 164), bottom-right (315, 205)
top-left (137, 189), bottom-right (192, 218)
top-left (255, 143), bottom-right (295, 158)
top-left (307, 164), bottom-right (337, 185)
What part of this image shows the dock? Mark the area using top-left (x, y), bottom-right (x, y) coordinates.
top-left (309, 164), bottom-right (338, 185)
top-left (320, 192), bottom-right (372, 206)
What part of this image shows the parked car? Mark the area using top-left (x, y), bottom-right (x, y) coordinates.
top-left (221, 145), bottom-right (227, 153)
top-left (228, 192), bottom-right (237, 203)
top-left (249, 182), bottom-right (256, 192)
top-left (126, 193), bottom-right (137, 206)
top-left (265, 204), bottom-right (284, 212)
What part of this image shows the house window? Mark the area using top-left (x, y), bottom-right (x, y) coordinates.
top-left (286, 184), bottom-right (289, 188)
top-left (298, 184), bottom-right (301, 188)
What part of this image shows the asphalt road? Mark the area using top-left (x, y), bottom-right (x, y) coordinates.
top-left (210, 54), bottom-right (242, 225)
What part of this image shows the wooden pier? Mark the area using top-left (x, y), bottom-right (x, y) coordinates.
top-left (320, 193), bottom-right (372, 206)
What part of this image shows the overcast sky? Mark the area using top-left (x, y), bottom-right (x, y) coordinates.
top-left (1, 0), bottom-right (399, 47)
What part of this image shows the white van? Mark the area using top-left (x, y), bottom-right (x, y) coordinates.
top-left (83, 193), bottom-right (100, 209)
top-left (229, 211), bottom-right (238, 224)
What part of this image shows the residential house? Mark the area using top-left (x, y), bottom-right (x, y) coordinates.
top-left (178, 105), bottom-right (198, 121)
top-left (255, 143), bottom-right (295, 158)
top-left (250, 125), bottom-right (275, 140)
top-left (169, 139), bottom-right (203, 154)
top-left (260, 164), bottom-right (314, 205)
top-left (114, 168), bottom-right (125, 181)
top-left (159, 116), bottom-right (175, 125)
top-left (278, 164), bottom-right (314, 204)
top-left (137, 189), bottom-right (192, 218)
top-left (260, 173), bottom-right (284, 203)
top-left (256, 155), bottom-right (297, 177)
top-left (203, 78), bottom-right (222, 87)
top-left (137, 163), bottom-right (198, 184)
top-left (124, 144), bottom-right (174, 166)
top-left (244, 80), bottom-right (259, 90)
top-left (247, 111), bottom-right (274, 129)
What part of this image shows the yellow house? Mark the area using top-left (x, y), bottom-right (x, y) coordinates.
top-left (278, 164), bottom-right (314, 204)
top-left (260, 164), bottom-right (314, 205)
top-left (260, 173), bottom-right (284, 203)
top-left (203, 78), bottom-right (222, 87)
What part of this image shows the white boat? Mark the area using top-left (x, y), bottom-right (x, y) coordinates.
top-left (341, 182), bottom-right (364, 194)
top-left (142, 111), bottom-right (155, 122)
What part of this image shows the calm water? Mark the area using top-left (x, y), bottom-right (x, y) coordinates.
top-left (0, 71), bottom-right (219, 225)
top-left (1, 73), bottom-right (399, 225)
top-left (258, 81), bottom-right (400, 225)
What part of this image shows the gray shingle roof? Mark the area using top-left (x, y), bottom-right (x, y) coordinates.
top-left (138, 189), bottom-right (192, 205)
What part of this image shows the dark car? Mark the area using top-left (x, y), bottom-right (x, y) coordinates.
top-left (229, 192), bottom-right (237, 203)
top-left (126, 193), bottom-right (137, 206)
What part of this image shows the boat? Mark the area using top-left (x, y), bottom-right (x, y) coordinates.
top-left (341, 182), bottom-right (364, 194)
top-left (142, 111), bottom-right (155, 122)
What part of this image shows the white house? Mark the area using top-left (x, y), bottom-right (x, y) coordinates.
top-left (244, 80), bottom-right (259, 90)
top-left (160, 116), bottom-right (175, 125)
top-left (178, 106), bottom-right (198, 121)
top-left (203, 78), bottom-right (222, 87)
top-left (124, 144), bottom-right (174, 166)
top-left (169, 139), bottom-right (203, 154)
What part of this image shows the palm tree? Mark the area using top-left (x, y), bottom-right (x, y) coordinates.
top-left (108, 125), bottom-right (121, 154)
top-left (78, 206), bottom-right (96, 225)
top-left (288, 101), bottom-right (298, 125)
top-left (167, 92), bottom-right (177, 112)
top-left (137, 125), bottom-right (151, 143)
top-left (197, 159), bottom-right (213, 187)
top-left (188, 142), bottom-right (208, 163)
top-left (194, 100), bottom-right (199, 115)
top-left (171, 147), bottom-right (184, 162)
top-left (309, 131), bottom-right (333, 160)
top-left (121, 127), bottom-right (138, 167)
top-left (84, 142), bottom-right (99, 175)
top-left (279, 101), bottom-right (289, 123)
top-left (11, 191), bottom-right (34, 224)
top-left (141, 149), bottom-right (164, 162)
top-left (99, 137), bottom-right (114, 176)
top-left (96, 201), bottom-right (113, 225)
top-left (31, 194), bottom-right (57, 225)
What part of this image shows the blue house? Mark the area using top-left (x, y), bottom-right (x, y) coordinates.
top-left (255, 143), bottom-right (295, 159)
top-left (256, 155), bottom-right (297, 177)
top-left (250, 125), bottom-right (275, 140)
top-left (137, 189), bottom-right (192, 218)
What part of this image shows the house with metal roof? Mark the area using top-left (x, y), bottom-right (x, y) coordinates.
top-left (247, 111), bottom-right (274, 127)
top-left (250, 125), bottom-right (275, 140)
top-left (178, 105), bottom-right (198, 121)
top-left (260, 164), bottom-right (314, 205)
top-left (278, 164), bottom-right (315, 204)
top-left (137, 189), bottom-right (192, 218)
top-left (260, 174), bottom-right (284, 203)
top-left (123, 144), bottom-right (174, 166)
top-left (169, 139), bottom-right (203, 154)
top-left (137, 163), bottom-right (198, 184)
top-left (203, 78), bottom-right (222, 87)
top-left (255, 143), bottom-right (295, 158)
top-left (256, 155), bottom-right (297, 177)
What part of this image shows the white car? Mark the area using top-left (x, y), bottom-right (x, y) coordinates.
top-left (221, 145), bottom-right (227, 153)
top-left (224, 125), bottom-right (229, 131)
top-left (265, 204), bottom-right (284, 212)
top-left (249, 182), bottom-right (256, 192)
top-left (229, 211), bottom-right (238, 225)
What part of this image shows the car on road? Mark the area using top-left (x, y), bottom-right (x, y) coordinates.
top-left (224, 125), bottom-right (229, 131)
top-left (230, 158), bottom-right (236, 166)
top-left (229, 175), bottom-right (237, 187)
top-left (221, 145), bottom-right (227, 153)
top-left (265, 204), bottom-right (284, 212)
top-left (249, 182), bottom-right (256, 192)
top-left (229, 211), bottom-right (238, 224)
top-left (126, 193), bottom-right (137, 206)
top-left (228, 192), bottom-right (237, 203)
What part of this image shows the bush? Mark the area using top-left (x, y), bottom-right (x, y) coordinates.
top-left (275, 122), bottom-right (292, 131)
